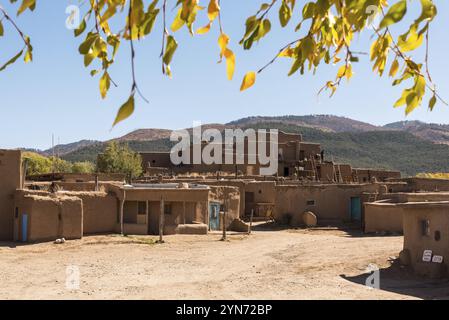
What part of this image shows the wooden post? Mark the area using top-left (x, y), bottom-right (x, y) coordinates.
top-left (248, 208), bottom-right (254, 235)
top-left (221, 211), bottom-right (226, 241)
top-left (158, 197), bottom-right (165, 243)
top-left (94, 174), bottom-right (99, 192)
top-left (183, 201), bottom-right (186, 225)
top-left (146, 200), bottom-right (149, 232)
top-left (221, 196), bottom-right (227, 241)
top-left (120, 189), bottom-right (126, 236)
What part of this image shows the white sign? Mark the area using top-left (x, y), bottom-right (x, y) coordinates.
top-left (432, 255), bottom-right (444, 264)
top-left (422, 250), bottom-right (433, 262)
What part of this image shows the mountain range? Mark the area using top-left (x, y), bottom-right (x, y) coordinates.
top-left (24, 115), bottom-right (449, 176)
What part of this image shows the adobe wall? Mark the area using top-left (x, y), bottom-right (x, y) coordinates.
top-left (274, 184), bottom-right (380, 225)
top-left (209, 186), bottom-right (240, 228)
top-left (402, 203), bottom-right (449, 277)
top-left (59, 191), bottom-right (118, 234)
top-left (147, 200), bottom-right (207, 235)
top-left (364, 203), bottom-right (404, 233)
top-left (0, 150), bottom-right (22, 240)
top-left (396, 178), bottom-right (449, 192)
top-left (14, 193), bottom-right (83, 243)
top-left (299, 142), bottom-right (321, 159)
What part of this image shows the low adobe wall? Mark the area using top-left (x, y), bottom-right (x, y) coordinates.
top-left (59, 191), bottom-right (118, 234)
top-left (15, 194), bottom-right (83, 243)
top-left (364, 202), bottom-right (404, 233)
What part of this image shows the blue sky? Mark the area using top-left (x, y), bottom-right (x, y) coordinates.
top-left (1, 0), bottom-right (448, 150)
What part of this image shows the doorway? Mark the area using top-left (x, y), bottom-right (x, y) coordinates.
top-left (209, 202), bottom-right (220, 231)
top-left (350, 197), bottom-right (362, 221)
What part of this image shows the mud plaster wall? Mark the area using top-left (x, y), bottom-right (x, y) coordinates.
top-left (147, 200), bottom-right (206, 235)
top-left (364, 203), bottom-right (404, 233)
top-left (403, 204), bottom-right (449, 272)
top-left (0, 150), bottom-right (22, 240)
top-left (15, 194), bottom-right (83, 242)
top-left (398, 178), bottom-right (449, 192)
top-left (274, 184), bottom-right (380, 225)
top-left (59, 191), bottom-right (118, 234)
top-left (209, 186), bottom-right (240, 228)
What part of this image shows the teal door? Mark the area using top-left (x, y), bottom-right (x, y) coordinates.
top-left (209, 203), bottom-right (220, 231)
top-left (350, 197), bottom-right (362, 221)
top-left (21, 213), bottom-right (28, 242)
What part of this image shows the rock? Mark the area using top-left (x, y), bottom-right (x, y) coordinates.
top-left (302, 211), bottom-right (317, 227)
top-left (399, 249), bottom-right (411, 266)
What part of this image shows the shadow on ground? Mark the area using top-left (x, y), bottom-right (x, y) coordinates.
top-left (340, 260), bottom-right (449, 300)
top-left (250, 221), bottom-right (402, 238)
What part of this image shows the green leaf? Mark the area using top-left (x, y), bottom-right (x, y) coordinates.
top-left (0, 20), bottom-right (4, 37)
top-left (302, 2), bottom-right (315, 20)
top-left (113, 95), bottom-right (135, 127)
top-left (17, 0), bottom-right (36, 16)
top-left (79, 33), bottom-right (99, 55)
top-left (379, 0), bottom-right (407, 29)
top-left (74, 18), bottom-right (87, 37)
top-left (279, 1), bottom-right (292, 27)
top-left (0, 50), bottom-right (24, 72)
top-left (428, 94), bottom-right (437, 111)
top-left (163, 35), bottom-right (178, 66)
top-left (416, 0), bottom-right (437, 25)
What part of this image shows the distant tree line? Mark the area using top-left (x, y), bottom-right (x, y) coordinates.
top-left (23, 142), bottom-right (143, 180)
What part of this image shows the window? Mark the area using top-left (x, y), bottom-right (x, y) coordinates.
top-left (306, 200), bottom-right (315, 206)
top-left (164, 203), bottom-right (172, 215)
top-left (138, 201), bottom-right (146, 215)
top-left (421, 220), bottom-right (430, 236)
top-left (435, 231), bottom-right (441, 241)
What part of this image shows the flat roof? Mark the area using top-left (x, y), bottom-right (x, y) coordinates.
top-left (123, 183), bottom-right (210, 190)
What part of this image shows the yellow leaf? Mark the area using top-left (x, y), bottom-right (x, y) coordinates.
top-left (197, 22), bottom-right (212, 35)
top-left (240, 71), bottom-right (256, 91)
top-left (99, 71), bottom-right (110, 99)
top-left (171, 8), bottom-right (185, 32)
top-left (224, 48), bottom-right (235, 80)
top-left (337, 65), bottom-right (346, 78)
top-left (389, 59), bottom-right (399, 77)
top-left (345, 64), bottom-right (353, 81)
top-left (279, 47), bottom-right (295, 58)
top-left (207, 0), bottom-right (220, 22)
top-left (398, 25), bottom-right (424, 52)
top-left (113, 95), bottom-right (135, 127)
top-left (218, 33), bottom-right (230, 59)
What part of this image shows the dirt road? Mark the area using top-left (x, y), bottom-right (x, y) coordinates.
top-left (1, 228), bottom-right (448, 299)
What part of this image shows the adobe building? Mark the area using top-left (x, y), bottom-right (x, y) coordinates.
top-left (0, 150), bottom-right (23, 241)
top-left (139, 131), bottom-right (400, 182)
top-left (401, 202), bottom-right (449, 278)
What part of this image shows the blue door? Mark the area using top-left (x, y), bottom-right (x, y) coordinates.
top-left (21, 213), bottom-right (28, 242)
top-left (209, 203), bottom-right (220, 231)
top-left (350, 197), bottom-right (362, 221)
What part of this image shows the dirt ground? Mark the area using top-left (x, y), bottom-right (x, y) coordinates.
top-left (1, 227), bottom-right (449, 300)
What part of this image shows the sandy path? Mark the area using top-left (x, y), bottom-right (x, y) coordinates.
top-left (0, 229), bottom-right (445, 300)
